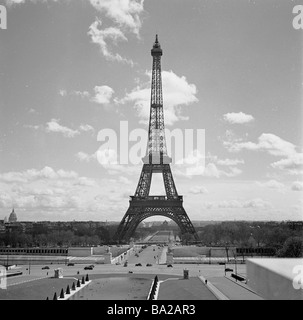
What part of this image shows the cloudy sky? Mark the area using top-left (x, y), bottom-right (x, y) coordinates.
top-left (0, 0), bottom-right (302, 222)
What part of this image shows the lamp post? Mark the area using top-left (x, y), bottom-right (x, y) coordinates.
top-left (234, 253), bottom-right (237, 282)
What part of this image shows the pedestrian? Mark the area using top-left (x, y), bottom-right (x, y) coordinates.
top-left (205, 279), bottom-right (208, 285)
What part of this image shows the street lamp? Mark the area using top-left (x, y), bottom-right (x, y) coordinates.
top-left (234, 253), bottom-right (237, 282)
top-left (6, 251), bottom-right (8, 270)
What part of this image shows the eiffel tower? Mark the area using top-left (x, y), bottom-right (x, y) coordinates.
top-left (115, 35), bottom-right (198, 242)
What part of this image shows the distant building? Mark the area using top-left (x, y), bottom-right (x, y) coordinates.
top-left (8, 208), bottom-right (17, 223)
top-left (0, 220), bottom-right (5, 234)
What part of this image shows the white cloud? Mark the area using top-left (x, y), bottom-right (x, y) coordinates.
top-left (46, 119), bottom-right (80, 138)
top-left (58, 86), bottom-right (115, 106)
top-left (203, 198), bottom-right (272, 209)
top-left (118, 176), bottom-right (132, 185)
top-left (291, 181), bottom-right (303, 191)
top-left (271, 153), bottom-right (303, 175)
top-left (59, 89), bottom-right (67, 97)
top-left (89, 0), bottom-right (144, 36)
top-left (189, 186), bottom-right (208, 194)
top-left (28, 108), bottom-right (37, 114)
top-left (74, 177), bottom-right (97, 187)
top-left (24, 124), bottom-right (41, 130)
top-left (216, 158), bottom-right (244, 166)
top-left (91, 85), bottom-right (115, 104)
top-left (73, 90), bottom-right (90, 98)
top-left (0, 193), bottom-right (12, 208)
top-left (243, 198), bottom-right (273, 209)
top-left (223, 112), bottom-right (254, 124)
top-left (79, 124), bottom-right (95, 133)
top-left (175, 150), bottom-right (242, 178)
top-left (25, 119), bottom-right (94, 137)
top-left (0, 166), bottom-right (78, 183)
top-left (224, 133), bottom-right (302, 175)
top-left (203, 164), bottom-right (242, 178)
top-left (0, 166), bottom-right (103, 213)
top-left (225, 133), bottom-right (297, 157)
top-left (6, 0), bottom-right (145, 66)
top-left (76, 151), bottom-right (96, 162)
top-left (118, 70), bottom-right (198, 125)
top-left (88, 18), bottom-right (134, 65)
top-left (256, 179), bottom-right (285, 191)
top-left (75, 149), bottom-right (141, 176)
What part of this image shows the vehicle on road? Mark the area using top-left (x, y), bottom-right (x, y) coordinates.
top-left (42, 266), bottom-right (49, 270)
top-left (84, 266), bottom-right (93, 270)
top-left (146, 263), bottom-right (152, 267)
top-left (135, 263), bottom-right (142, 266)
top-left (67, 263), bottom-right (74, 266)
top-left (167, 264), bottom-right (173, 268)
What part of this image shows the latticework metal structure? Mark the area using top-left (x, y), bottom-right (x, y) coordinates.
top-left (115, 35), bottom-right (198, 242)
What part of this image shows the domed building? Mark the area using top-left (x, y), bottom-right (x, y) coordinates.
top-left (8, 208), bottom-right (17, 223)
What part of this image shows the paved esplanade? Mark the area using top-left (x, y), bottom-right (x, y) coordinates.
top-left (0, 244), bottom-right (263, 300)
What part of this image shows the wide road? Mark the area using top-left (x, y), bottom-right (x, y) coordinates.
top-left (143, 230), bottom-right (175, 244)
top-left (127, 244), bottom-right (166, 266)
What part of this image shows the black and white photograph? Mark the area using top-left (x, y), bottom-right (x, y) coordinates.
top-left (0, 0), bottom-right (302, 305)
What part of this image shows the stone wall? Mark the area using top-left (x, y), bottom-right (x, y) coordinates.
top-left (67, 247), bottom-right (93, 257)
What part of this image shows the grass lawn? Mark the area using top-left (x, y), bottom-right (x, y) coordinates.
top-left (173, 247), bottom-right (207, 257)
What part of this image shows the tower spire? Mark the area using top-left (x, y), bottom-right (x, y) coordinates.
top-left (144, 34), bottom-right (169, 165)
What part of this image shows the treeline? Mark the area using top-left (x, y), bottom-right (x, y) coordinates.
top-left (196, 221), bottom-right (302, 248)
top-left (1, 221), bottom-right (302, 258)
top-left (0, 224), bottom-right (118, 247)
top-left (180, 221), bottom-right (303, 257)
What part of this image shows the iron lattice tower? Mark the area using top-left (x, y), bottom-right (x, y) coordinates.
top-left (115, 35), bottom-right (198, 242)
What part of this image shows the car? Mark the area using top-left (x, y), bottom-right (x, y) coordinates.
top-left (42, 266), bottom-right (49, 270)
top-left (146, 263), bottom-right (152, 267)
top-left (135, 263), bottom-right (142, 266)
top-left (67, 263), bottom-right (74, 266)
top-left (167, 264), bottom-right (173, 268)
top-left (88, 264), bottom-right (95, 268)
top-left (135, 253), bottom-right (139, 257)
top-left (115, 262), bottom-right (121, 265)
top-left (225, 268), bottom-right (233, 272)
top-left (84, 266), bottom-right (93, 270)
top-left (124, 261), bottom-right (128, 267)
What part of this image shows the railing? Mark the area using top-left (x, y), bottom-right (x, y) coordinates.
top-left (0, 247), bottom-right (68, 256)
top-left (130, 196), bottom-right (183, 201)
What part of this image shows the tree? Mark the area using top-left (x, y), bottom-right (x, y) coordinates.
top-left (181, 233), bottom-right (194, 245)
top-left (278, 236), bottom-right (303, 257)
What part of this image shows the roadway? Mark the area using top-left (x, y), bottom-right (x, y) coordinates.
top-left (0, 236), bottom-right (263, 300)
